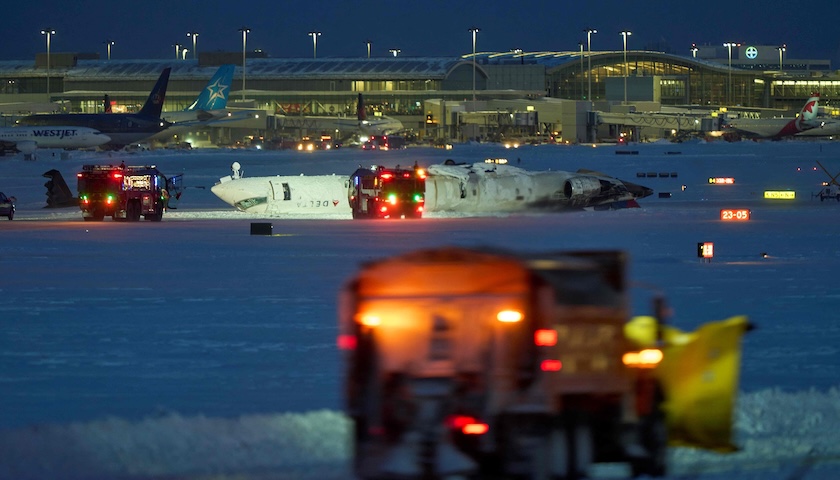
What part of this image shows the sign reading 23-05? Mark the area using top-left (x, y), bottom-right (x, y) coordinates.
top-left (720, 209), bottom-right (751, 221)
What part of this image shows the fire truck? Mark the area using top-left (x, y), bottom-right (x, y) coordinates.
top-left (348, 165), bottom-right (425, 219)
top-left (338, 247), bottom-right (750, 479)
top-left (76, 164), bottom-right (181, 221)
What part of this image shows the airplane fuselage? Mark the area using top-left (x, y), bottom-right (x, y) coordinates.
top-left (210, 163), bottom-right (651, 216)
top-left (0, 126), bottom-right (111, 149)
top-left (17, 114), bottom-right (168, 147)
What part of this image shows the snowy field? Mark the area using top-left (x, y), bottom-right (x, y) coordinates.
top-left (1, 140), bottom-right (840, 479)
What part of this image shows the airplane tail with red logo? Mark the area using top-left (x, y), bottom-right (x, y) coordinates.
top-left (356, 93), bottom-right (367, 122)
top-left (778, 93), bottom-right (819, 137)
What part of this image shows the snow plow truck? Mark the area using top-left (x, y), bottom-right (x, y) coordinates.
top-left (338, 246), bottom-right (750, 479)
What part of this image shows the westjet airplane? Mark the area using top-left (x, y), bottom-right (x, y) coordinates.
top-left (17, 68), bottom-right (172, 149)
top-left (0, 126), bottom-right (110, 155)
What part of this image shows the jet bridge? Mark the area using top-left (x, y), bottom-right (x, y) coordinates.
top-left (595, 111), bottom-right (718, 141)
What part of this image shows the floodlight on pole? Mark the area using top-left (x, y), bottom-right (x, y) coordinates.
top-left (723, 42), bottom-right (740, 105)
top-left (469, 27), bottom-right (480, 102)
top-left (584, 28), bottom-right (597, 105)
top-left (239, 27), bottom-right (250, 101)
top-left (777, 44), bottom-right (786, 73)
top-left (389, 48), bottom-right (400, 57)
top-left (365, 39), bottom-right (371, 58)
top-left (308, 31), bottom-right (321, 59)
top-left (40, 28), bottom-right (55, 99)
top-left (173, 43), bottom-right (182, 59)
top-left (690, 43), bottom-right (698, 58)
top-left (186, 31), bottom-right (199, 59)
top-left (104, 40), bottom-right (114, 60)
top-left (620, 30), bottom-right (632, 105)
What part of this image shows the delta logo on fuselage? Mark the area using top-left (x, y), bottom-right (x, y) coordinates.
top-left (31, 129), bottom-right (82, 139)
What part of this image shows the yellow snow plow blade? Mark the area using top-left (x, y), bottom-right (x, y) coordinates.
top-left (626, 315), bottom-right (750, 452)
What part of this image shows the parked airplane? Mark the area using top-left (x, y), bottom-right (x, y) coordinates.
top-left (274, 93), bottom-right (403, 140)
top-left (723, 93), bottom-right (820, 139)
top-left (209, 161), bottom-right (652, 215)
top-left (162, 64), bottom-right (236, 125)
top-left (17, 68), bottom-right (172, 149)
top-left (0, 126), bottom-right (110, 155)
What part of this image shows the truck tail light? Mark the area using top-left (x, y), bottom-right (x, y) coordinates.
top-left (622, 348), bottom-right (663, 368)
top-left (541, 359), bottom-right (563, 371)
top-left (337, 334), bottom-right (357, 350)
top-left (496, 310), bottom-right (523, 323)
top-left (534, 329), bottom-right (557, 346)
top-left (446, 415), bottom-right (489, 435)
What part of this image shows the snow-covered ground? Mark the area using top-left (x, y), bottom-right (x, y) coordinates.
top-left (1, 141), bottom-right (840, 479)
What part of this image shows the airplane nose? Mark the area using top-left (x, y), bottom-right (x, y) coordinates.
top-left (210, 182), bottom-right (236, 207)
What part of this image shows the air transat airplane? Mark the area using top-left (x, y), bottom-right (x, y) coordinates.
top-left (0, 126), bottom-right (110, 154)
top-left (723, 93), bottom-right (820, 139)
top-left (210, 162), bottom-right (652, 215)
top-left (162, 64), bottom-right (236, 125)
top-left (17, 68), bottom-right (172, 149)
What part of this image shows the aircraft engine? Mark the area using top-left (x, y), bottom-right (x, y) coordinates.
top-left (563, 176), bottom-right (603, 206)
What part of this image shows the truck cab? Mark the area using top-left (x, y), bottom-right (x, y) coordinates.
top-left (348, 165), bottom-right (425, 219)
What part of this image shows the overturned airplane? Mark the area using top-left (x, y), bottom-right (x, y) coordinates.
top-left (210, 161), bottom-right (652, 216)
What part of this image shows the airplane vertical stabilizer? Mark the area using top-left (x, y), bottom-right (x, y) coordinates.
top-left (138, 68), bottom-right (172, 119)
top-left (357, 93), bottom-right (367, 121)
top-left (186, 65), bottom-right (235, 111)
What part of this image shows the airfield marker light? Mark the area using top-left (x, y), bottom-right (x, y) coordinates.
top-left (496, 310), bottom-right (523, 323)
top-left (534, 329), bottom-right (557, 346)
top-left (698, 242), bottom-right (714, 262)
top-left (541, 359), bottom-right (563, 371)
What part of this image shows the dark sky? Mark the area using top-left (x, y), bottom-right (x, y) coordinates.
top-left (2, 0), bottom-right (839, 64)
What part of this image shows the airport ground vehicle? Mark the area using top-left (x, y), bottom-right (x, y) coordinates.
top-left (361, 135), bottom-right (406, 150)
top-left (0, 191), bottom-right (15, 220)
top-left (348, 165), bottom-right (425, 219)
top-left (339, 246), bottom-right (750, 479)
top-left (339, 247), bottom-right (670, 479)
top-left (76, 164), bottom-right (181, 221)
top-left (817, 184), bottom-right (840, 201)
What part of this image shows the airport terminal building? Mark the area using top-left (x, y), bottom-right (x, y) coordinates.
top-left (0, 43), bottom-right (837, 143)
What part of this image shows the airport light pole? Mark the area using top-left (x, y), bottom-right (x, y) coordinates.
top-left (104, 40), bottom-right (114, 60)
top-left (690, 43), bottom-right (698, 58)
top-left (723, 42), bottom-right (739, 105)
top-left (389, 48), bottom-right (400, 57)
top-left (41, 28), bottom-right (55, 99)
top-left (365, 39), bottom-right (371, 59)
top-left (181, 48), bottom-right (189, 60)
top-left (469, 27), bottom-right (480, 102)
top-left (239, 27), bottom-right (250, 101)
top-left (579, 41), bottom-right (584, 100)
top-left (777, 44), bottom-right (786, 73)
top-left (620, 30), bottom-right (631, 104)
top-left (308, 31), bottom-right (321, 59)
top-left (186, 32), bottom-right (199, 60)
top-left (584, 28), bottom-right (596, 105)
top-left (173, 43), bottom-right (182, 60)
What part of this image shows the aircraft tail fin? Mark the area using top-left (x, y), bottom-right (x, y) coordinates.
top-left (138, 67), bottom-right (172, 118)
top-left (186, 64), bottom-right (235, 111)
top-left (798, 92), bottom-right (820, 122)
top-left (42, 169), bottom-right (78, 208)
top-left (357, 93), bottom-right (367, 121)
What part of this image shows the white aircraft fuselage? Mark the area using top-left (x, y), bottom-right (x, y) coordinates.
top-left (0, 126), bottom-right (111, 153)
